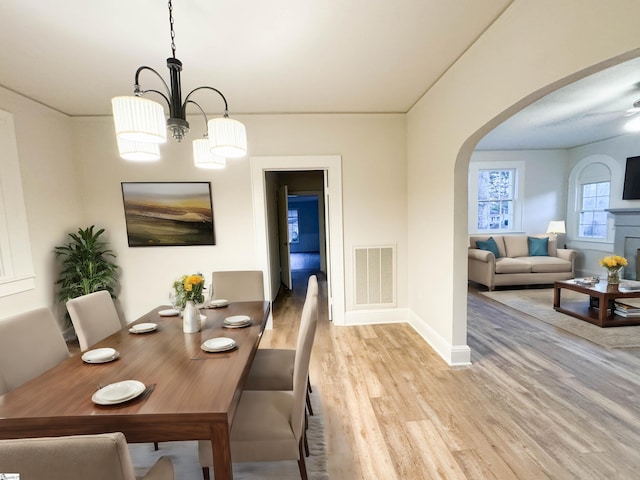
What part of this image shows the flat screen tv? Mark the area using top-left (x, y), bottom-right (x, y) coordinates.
top-left (623, 156), bottom-right (640, 200)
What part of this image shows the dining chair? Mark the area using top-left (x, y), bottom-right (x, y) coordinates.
top-left (244, 275), bottom-right (318, 417)
top-left (0, 307), bottom-right (70, 391)
top-left (211, 270), bottom-right (264, 302)
top-left (0, 432), bottom-right (174, 480)
top-left (198, 274), bottom-right (319, 480)
top-left (66, 290), bottom-right (123, 351)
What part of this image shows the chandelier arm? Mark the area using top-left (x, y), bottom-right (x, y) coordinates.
top-left (134, 66), bottom-right (172, 107)
top-left (183, 86), bottom-right (230, 115)
top-left (185, 100), bottom-right (209, 135)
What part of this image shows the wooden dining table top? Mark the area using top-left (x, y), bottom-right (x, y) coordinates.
top-left (0, 300), bottom-right (270, 443)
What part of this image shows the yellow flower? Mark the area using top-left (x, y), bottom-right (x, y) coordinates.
top-left (599, 255), bottom-right (627, 270)
top-left (173, 272), bottom-right (206, 306)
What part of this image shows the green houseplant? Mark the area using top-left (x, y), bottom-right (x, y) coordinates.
top-left (54, 226), bottom-right (119, 325)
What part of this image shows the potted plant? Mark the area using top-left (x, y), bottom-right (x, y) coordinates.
top-left (54, 225), bottom-right (119, 326)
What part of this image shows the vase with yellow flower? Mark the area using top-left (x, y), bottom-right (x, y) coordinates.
top-left (599, 255), bottom-right (627, 285)
top-left (173, 273), bottom-right (205, 333)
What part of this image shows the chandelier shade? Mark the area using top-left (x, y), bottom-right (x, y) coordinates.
top-left (112, 96), bottom-right (167, 144)
top-left (116, 138), bottom-right (161, 161)
top-left (208, 117), bottom-right (248, 158)
top-left (193, 138), bottom-right (226, 169)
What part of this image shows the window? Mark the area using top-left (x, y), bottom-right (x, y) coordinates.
top-left (468, 161), bottom-right (524, 234)
top-left (288, 209), bottom-right (299, 243)
top-left (578, 181), bottom-right (610, 239)
top-left (476, 168), bottom-right (515, 232)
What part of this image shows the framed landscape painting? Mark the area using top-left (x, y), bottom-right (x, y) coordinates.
top-left (121, 182), bottom-right (215, 247)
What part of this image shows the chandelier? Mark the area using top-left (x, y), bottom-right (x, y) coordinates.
top-left (111, 0), bottom-right (247, 168)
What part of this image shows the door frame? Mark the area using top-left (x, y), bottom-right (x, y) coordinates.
top-left (251, 155), bottom-right (345, 325)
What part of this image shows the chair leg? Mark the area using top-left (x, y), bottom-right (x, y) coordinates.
top-left (306, 390), bottom-right (314, 416)
top-left (304, 429), bottom-right (310, 457)
top-left (307, 377), bottom-right (313, 393)
top-left (298, 440), bottom-right (309, 480)
top-left (153, 442), bottom-right (159, 451)
top-left (202, 467), bottom-right (210, 480)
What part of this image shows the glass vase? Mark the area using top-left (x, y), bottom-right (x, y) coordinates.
top-left (607, 268), bottom-right (622, 285)
top-left (183, 300), bottom-right (200, 333)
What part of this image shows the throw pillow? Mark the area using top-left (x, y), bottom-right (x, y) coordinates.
top-left (528, 236), bottom-right (549, 256)
top-left (476, 237), bottom-right (500, 258)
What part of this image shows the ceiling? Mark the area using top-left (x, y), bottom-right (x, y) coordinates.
top-left (1, 0), bottom-right (638, 150)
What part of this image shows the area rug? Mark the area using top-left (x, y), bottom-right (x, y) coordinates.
top-left (481, 288), bottom-right (640, 349)
top-left (129, 389), bottom-right (328, 480)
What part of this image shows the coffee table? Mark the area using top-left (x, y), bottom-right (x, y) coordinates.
top-left (554, 280), bottom-right (640, 327)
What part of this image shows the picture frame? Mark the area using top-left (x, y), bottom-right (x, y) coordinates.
top-left (121, 182), bottom-right (215, 247)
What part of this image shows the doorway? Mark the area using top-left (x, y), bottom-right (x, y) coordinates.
top-left (250, 155), bottom-right (345, 325)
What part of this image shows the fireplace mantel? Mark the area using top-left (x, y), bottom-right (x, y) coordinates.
top-left (608, 208), bottom-right (640, 280)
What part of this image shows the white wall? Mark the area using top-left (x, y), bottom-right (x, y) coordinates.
top-left (71, 113), bottom-right (407, 322)
top-left (470, 150), bottom-right (570, 235)
top-left (567, 132), bottom-right (640, 276)
top-left (0, 87), bottom-right (82, 328)
top-left (407, 0), bottom-right (640, 365)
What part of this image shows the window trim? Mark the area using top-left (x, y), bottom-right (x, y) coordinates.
top-left (468, 160), bottom-right (525, 234)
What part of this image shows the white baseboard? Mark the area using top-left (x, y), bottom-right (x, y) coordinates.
top-left (407, 310), bottom-right (471, 367)
top-left (344, 308), bottom-right (410, 325)
top-left (343, 307), bottom-right (472, 367)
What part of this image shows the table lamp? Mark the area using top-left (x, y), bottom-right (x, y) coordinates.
top-left (546, 220), bottom-right (566, 248)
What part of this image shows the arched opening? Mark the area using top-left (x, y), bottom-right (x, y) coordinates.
top-left (458, 52), bottom-right (640, 357)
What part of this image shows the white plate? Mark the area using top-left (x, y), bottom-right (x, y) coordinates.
top-left (224, 315), bottom-right (251, 325)
top-left (159, 308), bottom-right (180, 316)
top-left (129, 322), bottom-right (158, 334)
top-left (209, 299), bottom-right (229, 308)
top-left (82, 348), bottom-right (119, 364)
top-left (201, 337), bottom-right (237, 353)
top-left (92, 380), bottom-right (146, 405)
top-left (223, 321), bottom-right (251, 329)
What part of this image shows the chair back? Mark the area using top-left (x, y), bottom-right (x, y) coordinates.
top-left (211, 270), bottom-right (265, 302)
top-left (0, 432), bottom-right (139, 480)
top-left (291, 275), bottom-right (319, 440)
top-left (66, 290), bottom-right (122, 351)
top-left (0, 307), bottom-right (69, 391)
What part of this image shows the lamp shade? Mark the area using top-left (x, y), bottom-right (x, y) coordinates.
top-left (208, 117), bottom-right (247, 158)
top-left (193, 139), bottom-right (226, 169)
top-left (116, 138), bottom-right (161, 161)
top-left (112, 96), bottom-right (167, 144)
top-left (546, 220), bottom-right (566, 234)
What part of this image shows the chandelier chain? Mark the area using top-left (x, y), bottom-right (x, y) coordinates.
top-left (168, 0), bottom-right (176, 58)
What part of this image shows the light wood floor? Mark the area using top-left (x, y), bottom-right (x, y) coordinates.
top-left (261, 275), bottom-right (640, 479)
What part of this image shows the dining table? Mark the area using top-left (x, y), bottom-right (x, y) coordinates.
top-left (0, 300), bottom-right (270, 480)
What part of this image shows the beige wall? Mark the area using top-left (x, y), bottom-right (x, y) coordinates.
top-left (72, 113), bottom-right (407, 321)
top-left (0, 87), bottom-right (81, 328)
top-left (407, 0), bottom-right (640, 364)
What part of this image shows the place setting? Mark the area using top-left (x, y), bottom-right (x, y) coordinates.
top-left (206, 298), bottom-right (230, 309)
top-left (91, 380), bottom-right (154, 406)
top-left (222, 314), bottom-right (252, 329)
top-left (81, 347), bottom-right (120, 364)
top-left (129, 322), bottom-right (158, 334)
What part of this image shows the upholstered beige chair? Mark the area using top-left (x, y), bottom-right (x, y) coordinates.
top-left (211, 270), bottom-right (264, 302)
top-left (66, 290), bottom-right (123, 351)
top-left (198, 275), bottom-right (319, 480)
top-left (0, 307), bottom-right (70, 391)
top-left (0, 432), bottom-right (173, 480)
top-left (244, 275), bottom-right (318, 416)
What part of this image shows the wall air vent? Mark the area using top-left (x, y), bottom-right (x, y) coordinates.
top-left (353, 245), bottom-right (396, 308)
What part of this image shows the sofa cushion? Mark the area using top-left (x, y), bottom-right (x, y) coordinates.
top-left (495, 257), bottom-right (532, 274)
top-left (528, 236), bottom-right (549, 256)
top-left (470, 235), bottom-right (506, 258)
top-left (476, 237), bottom-right (500, 258)
top-left (517, 256), bottom-right (572, 273)
top-left (503, 235), bottom-right (529, 258)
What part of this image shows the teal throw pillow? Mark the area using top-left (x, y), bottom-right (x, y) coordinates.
top-left (476, 237), bottom-right (500, 258)
top-left (528, 236), bottom-right (549, 256)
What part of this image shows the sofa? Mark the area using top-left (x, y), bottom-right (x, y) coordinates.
top-left (468, 234), bottom-right (577, 290)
